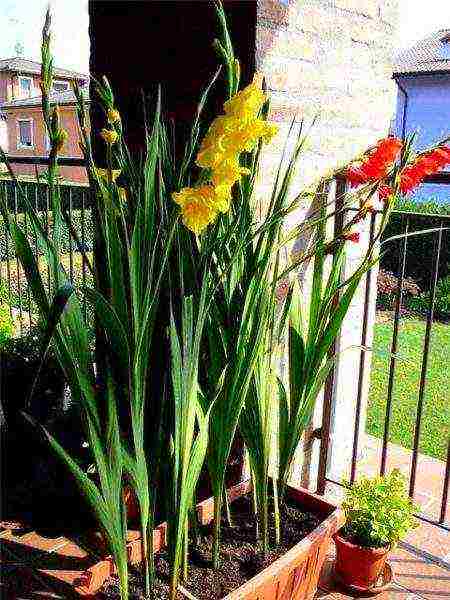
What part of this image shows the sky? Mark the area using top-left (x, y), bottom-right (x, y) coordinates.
top-left (396, 0), bottom-right (450, 50)
top-left (0, 0), bottom-right (449, 73)
top-left (1, 0), bottom-right (89, 73)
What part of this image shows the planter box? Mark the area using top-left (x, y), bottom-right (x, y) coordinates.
top-left (75, 480), bottom-right (344, 599)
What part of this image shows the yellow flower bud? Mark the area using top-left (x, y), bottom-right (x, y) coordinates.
top-left (107, 108), bottom-right (121, 124)
top-left (54, 129), bottom-right (68, 152)
top-left (100, 128), bottom-right (119, 145)
top-left (96, 167), bottom-right (121, 183)
top-left (118, 187), bottom-right (127, 203)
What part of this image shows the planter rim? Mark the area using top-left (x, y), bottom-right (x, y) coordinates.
top-left (334, 532), bottom-right (390, 555)
top-left (78, 480), bottom-right (345, 598)
top-left (217, 481), bottom-right (345, 600)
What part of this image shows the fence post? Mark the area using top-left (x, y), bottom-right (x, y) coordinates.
top-left (316, 176), bottom-right (346, 495)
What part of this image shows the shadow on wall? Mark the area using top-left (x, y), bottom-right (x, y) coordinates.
top-left (88, 0), bottom-right (261, 161)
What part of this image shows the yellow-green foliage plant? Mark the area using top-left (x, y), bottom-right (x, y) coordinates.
top-left (342, 470), bottom-right (418, 548)
top-left (0, 281), bottom-right (14, 349)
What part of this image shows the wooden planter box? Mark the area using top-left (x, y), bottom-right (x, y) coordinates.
top-left (75, 480), bottom-right (344, 599)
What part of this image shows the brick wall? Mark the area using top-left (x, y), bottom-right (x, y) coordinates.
top-left (4, 105), bottom-right (87, 184)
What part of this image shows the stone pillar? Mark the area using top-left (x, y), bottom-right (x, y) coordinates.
top-left (254, 0), bottom-right (399, 490)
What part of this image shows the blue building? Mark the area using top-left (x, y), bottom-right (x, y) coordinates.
top-left (393, 30), bottom-right (450, 203)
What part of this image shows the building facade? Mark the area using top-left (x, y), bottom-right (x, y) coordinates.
top-left (0, 57), bottom-right (88, 184)
top-left (392, 30), bottom-right (450, 203)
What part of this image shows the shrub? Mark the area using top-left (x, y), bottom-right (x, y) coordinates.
top-left (376, 268), bottom-right (420, 310)
top-left (342, 470), bottom-right (418, 549)
top-left (407, 272), bottom-right (450, 321)
top-left (0, 280), bottom-right (13, 348)
top-left (381, 197), bottom-right (450, 289)
top-left (0, 302), bottom-right (13, 349)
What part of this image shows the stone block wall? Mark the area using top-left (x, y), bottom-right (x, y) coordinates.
top-left (256, 0), bottom-right (399, 192)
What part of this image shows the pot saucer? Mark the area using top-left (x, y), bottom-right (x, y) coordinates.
top-left (334, 562), bottom-right (393, 596)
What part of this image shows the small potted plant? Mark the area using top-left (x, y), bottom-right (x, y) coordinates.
top-left (334, 470), bottom-right (418, 592)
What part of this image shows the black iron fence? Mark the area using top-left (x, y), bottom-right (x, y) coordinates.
top-left (0, 177), bottom-right (93, 335)
top-left (1, 168), bottom-right (449, 530)
top-left (318, 205), bottom-right (450, 532)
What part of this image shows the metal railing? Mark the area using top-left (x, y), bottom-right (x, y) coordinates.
top-left (2, 164), bottom-right (449, 529)
top-left (318, 203), bottom-right (450, 531)
top-left (0, 176), bottom-right (93, 335)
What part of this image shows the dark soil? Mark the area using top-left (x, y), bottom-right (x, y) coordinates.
top-left (100, 493), bottom-right (320, 600)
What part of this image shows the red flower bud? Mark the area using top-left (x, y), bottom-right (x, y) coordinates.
top-left (343, 230), bottom-right (360, 243)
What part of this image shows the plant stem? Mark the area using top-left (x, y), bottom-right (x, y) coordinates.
top-left (273, 478), bottom-right (281, 546)
top-left (190, 507), bottom-right (200, 547)
top-left (255, 474), bottom-right (269, 557)
top-left (250, 471), bottom-right (259, 540)
top-left (260, 489), bottom-right (269, 557)
top-left (117, 557), bottom-right (129, 600)
top-left (183, 518), bottom-right (188, 582)
top-left (212, 491), bottom-right (223, 569)
top-left (141, 520), bottom-right (150, 598)
top-left (223, 487), bottom-right (233, 527)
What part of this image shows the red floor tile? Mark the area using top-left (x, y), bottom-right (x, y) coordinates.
top-left (389, 546), bottom-right (450, 600)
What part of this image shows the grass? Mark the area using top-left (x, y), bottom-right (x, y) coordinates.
top-left (367, 315), bottom-right (450, 461)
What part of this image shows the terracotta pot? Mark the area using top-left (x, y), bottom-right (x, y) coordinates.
top-left (334, 533), bottom-right (390, 591)
top-left (75, 480), bottom-right (344, 598)
top-left (123, 485), bottom-right (140, 523)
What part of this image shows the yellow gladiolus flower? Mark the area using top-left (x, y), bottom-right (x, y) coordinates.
top-left (96, 168), bottom-right (121, 183)
top-left (223, 73), bottom-right (265, 118)
top-left (100, 128), bottom-right (119, 145)
top-left (261, 122), bottom-right (278, 144)
top-left (196, 115), bottom-right (237, 169)
top-left (173, 185), bottom-right (218, 234)
top-left (211, 158), bottom-right (249, 188)
top-left (107, 108), bottom-right (121, 124)
top-left (213, 184), bottom-right (233, 213)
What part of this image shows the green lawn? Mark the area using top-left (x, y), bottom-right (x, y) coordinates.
top-left (367, 316), bottom-right (450, 461)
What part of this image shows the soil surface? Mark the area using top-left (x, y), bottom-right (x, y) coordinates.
top-left (100, 493), bottom-right (320, 600)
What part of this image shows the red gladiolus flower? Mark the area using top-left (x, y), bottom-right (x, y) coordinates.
top-left (346, 137), bottom-right (403, 187)
top-left (378, 184), bottom-right (393, 201)
top-left (375, 137), bottom-right (403, 161)
top-left (346, 166), bottom-right (368, 186)
top-left (343, 230), bottom-right (360, 243)
top-left (399, 145), bottom-right (450, 195)
top-left (360, 159), bottom-right (386, 180)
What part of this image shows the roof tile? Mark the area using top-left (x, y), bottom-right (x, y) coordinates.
top-left (0, 57), bottom-right (86, 80)
top-left (394, 29), bottom-right (450, 75)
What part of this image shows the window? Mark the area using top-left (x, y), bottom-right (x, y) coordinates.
top-left (17, 119), bottom-right (33, 148)
top-left (52, 80), bottom-right (70, 92)
top-left (18, 76), bottom-right (33, 98)
top-left (45, 131), bottom-right (51, 152)
top-left (441, 42), bottom-right (450, 59)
